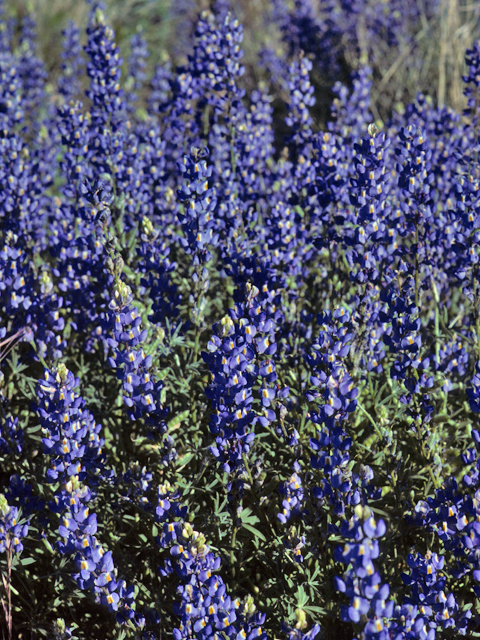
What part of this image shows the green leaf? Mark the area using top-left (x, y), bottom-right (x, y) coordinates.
top-left (26, 424), bottom-right (42, 434)
top-left (242, 523), bottom-right (266, 542)
top-left (296, 584), bottom-right (308, 606)
top-left (42, 538), bottom-right (55, 554)
top-left (303, 605), bottom-right (326, 615)
top-left (176, 451), bottom-right (194, 470)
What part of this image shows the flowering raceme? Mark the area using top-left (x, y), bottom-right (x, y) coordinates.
top-left (35, 364), bottom-right (139, 623)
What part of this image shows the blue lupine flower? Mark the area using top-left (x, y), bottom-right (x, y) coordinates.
top-left (0, 415), bottom-right (23, 457)
top-left (16, 13), bottom-right (47, 126)
top-left (0, 53), bottom-right (24, 128)
top-left (0, 494), bottom-right (28, 555)
top-left (278, 464), bottom-right (304, 524)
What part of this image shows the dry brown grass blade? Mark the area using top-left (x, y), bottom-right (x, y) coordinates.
top-left (0, 328), bottom-right (27, 363)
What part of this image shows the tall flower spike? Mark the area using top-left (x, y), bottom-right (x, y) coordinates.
top-left (125, 30), bottom-right (149, 114)
top-left (177, 146), bottom-right (218, 265)
top-left (306, 308), bottom-right (366, 517)
top-left (58, 21), bottom-right (83, 101)
top-left (188, 9), bottom-right (245, 113)
top-left (36, 365), bottom-right (138, 624)
top-left (285, 55), bottom-right (315, 157)
top-left (463, 41), bottom-right (480, 128)
top-left (334, 506), bottom-right (394, 637)
top-left (203, 280), bottom-right (289, 498)
top-left (106, 279), bottom-right (175, 462)
top-left (85, 7), bottom-right (125, 126)
top-left (0, 53), bottom-right (24, 128)
top-left (16, 13), bottom-right (47, 125)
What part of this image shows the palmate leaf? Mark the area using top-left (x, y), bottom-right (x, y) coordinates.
top-left (237, 508), bottom-right (260, 526)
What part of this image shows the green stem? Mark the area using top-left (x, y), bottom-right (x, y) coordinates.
top-left (203, 105), bottom-right (210, 137)
top-left (263, 420), bottom-right (288, 447)
top-left (357, 400), bottom-right (383, 439)
top-left (367, 371), bottom-right (376, 411)
top-left (229, 123), bottom-right (236, 177)
top-left (473, 263), bottom-right (480, 361)
top-left (426, 457), bottom-right (441, 490)
top-left (433, 285), bottom-right (440, 364)
top-left (242, 453), bottom-right (254, 488)
top-left (230, 523), bottom-right (237, 579)
top-left (2, 540), bottom-right (12, 640)
top-left (193, 318), bottom-right (201, 363)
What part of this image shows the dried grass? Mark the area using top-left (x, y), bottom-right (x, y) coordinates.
top-left (4, 0), bottom-right (480, 119)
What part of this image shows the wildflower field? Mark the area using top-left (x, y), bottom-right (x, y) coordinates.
top-left (4, 0), bottom-right (480, 638)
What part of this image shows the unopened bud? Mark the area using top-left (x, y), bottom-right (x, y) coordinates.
top-left (0, 494), bottom-right (10, 517)
top-left (114, 254), bottom-right (124, 276)
top-left (220, 315), bottom-right (234, 336)
top-left (56, 363), bottom-right (69, 384)
top-left (295, 608), bottom-right (307, 630)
